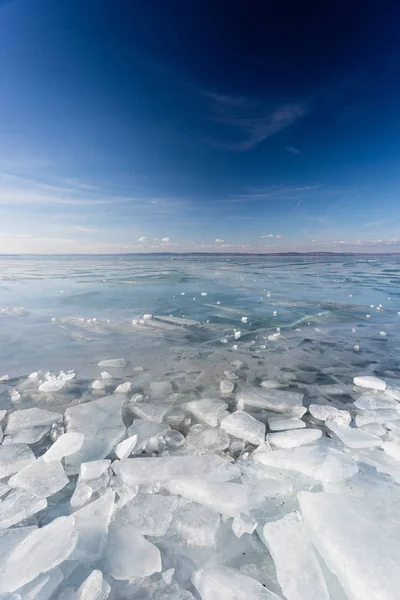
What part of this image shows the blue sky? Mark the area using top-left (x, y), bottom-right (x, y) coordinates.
top-left (0, 0), bottom-right (399, 253)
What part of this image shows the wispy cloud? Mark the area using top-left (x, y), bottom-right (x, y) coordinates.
top-left (215, 238), bottom-right (224, 243)
top-left (206, 92), bottom-right (308, 151)
top-left (284, 145), bottom-right (300, 154)
top-left (138, 236), bottom-right (147, 241)
top-left (161, 237), bottom-right (172, 243)
top-left (221, 185), bottom-right (320, 204)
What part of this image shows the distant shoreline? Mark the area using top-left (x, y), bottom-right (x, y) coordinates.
top-left (0, 252), bottom-right (399, 257)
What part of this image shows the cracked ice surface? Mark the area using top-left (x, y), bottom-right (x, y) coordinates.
top-left (0, 254), bottom-right (399, 598)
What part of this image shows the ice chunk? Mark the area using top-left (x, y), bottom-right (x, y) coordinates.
top-left (115, 434), bottom-right (138, 459)
top-left (0, 490), bottom-right (47, 529)
top-left (113, 455), bottom-right (240, 487)
top-left (268, 416), bottom-right (305, 431)
top-left (382, 441), bottom-right (400, 461)
top-left (254, 445), bottom-right (358, 482)
top-left (8, 458), bottom-right (68, 498)
top-left (17, 568), bottom-right (64, 600)
top-left (192, 566), bottom-right (280, 600)
top-left (357, 423), bottom-right (386, 436)
top-left (42, 432), bottom-right (84, 463)
top-left (101, 371), bottom-right (112, 381)
top-left (80, 459), bottom-right (110, 480)
top-left (308, 404), bottom-right (351, 426)
top-left (70, 482), bottom-right (93, 508)
top-left (0, 444), bottom-right (35, 479)
top-left (106, 522), bottom-right (161, 580)
top-left (262, 512), bottom-right (329, 600)
top-left (165, 479), bottom-right (268, 517)
top-left (185, 425), bottom-right (230, 454)
top-left (184, 398), bottom-right (229, 427)
top-left (70, 489), bottom-right (114, 563)
top-left (148, 381), bottom-right (173, 400)
top-left (0, 376), bottom-right (8, 383)
top-left (75, 570), bottom-right (110, 600)
top-left (127, 419), bottom-right (168, 454)
top-left (5, 408), bottom-right (61, 436)
top-left (354, 392), bottom-right (398, 411)
top-left (221, 411), bottom-right (265, 446)
top-left (170, 501), bottom-right (220, 547)
top-left (97, 359), bottom-right (126, 368)
top-left (64, 395), bottom-right (125, 474)
top-left (232, 512), bottom-right (257, 537)
top-left (0, 516), bottom-right (76, 593)
top-left (299, 490), bottom-right (400, 600)
top-left (165, 429), bottom-right (185, 448)
top-left (220, 380), bottom-right (234, 395)
top-left (38, 371), bottom-right (75, 393)
top-left (0, 410), bottom-right (6, 422)
top-left (353, 375), bottom-right (386, 391)
top-left (267, 428), bottom-right (322, 449)
top-left (132, 402), bottom-right (171, 423)
top-left (115, 493), bottom-right (178, 536)
top-left (114, 382), bottom-right (131, 394)
top-left (92, 380), bottom-right (104, 390)
top-left (327, 422), bottom-right (381, 449)
top-left (237, 385), bottom-right (305, 417)
top-left (5, 426), bottom-right (52, 445)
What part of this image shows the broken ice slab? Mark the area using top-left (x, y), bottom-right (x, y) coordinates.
top-left (0, 490), bottom-right (47, 529)
top-left (38, 371), bottom-right (75, 393)
top-left (184, 424), bottom-right (230, 455)
top-left (114, 382), bottom-right (131, 394)
top-left (192, 566), bottom-right (281, 600)
top-left (42, 432), bottom-right (84, 463)
top-left (165, 429), bottom-right (185, 448)
top-left (355, 409), bottom-right (400, 427)
top-left (353, 375), bottom-right (386, 391)
top-left (126, 419), bottom-right (168, 454)
top-left (165, 479), bottom-right (268, 517)
top-left (17, 567), bottom-right (64, 600)
top-left (0, 527), bottom-right (37, 568)
top-left (220, 380), bottom-right (234, 395)
top-left (169, 501), bottom-right (220, 547)
top-left (357, 423), bottom-right (386, 437)
top-left (113, 455), bottom-right (240, 487)
top-left (261, 512), bottom-right (330, 600)
top-left (64, 395), bottom-right (126, 474)
top-left (184, 398), bottom-right (229, 427)
top-left (114, 434), bottom-right (138, 459)
top-left (148, 381), bottom-right (173, 401)
top-left (8, 458), bottom-right (69, 499)
top-left (80, 459), bottom-right (110, 480)
top-left (115, 493), bottom-right (178, 536)
top-left (70, 489), bottom-right (114, 563)
top-left (97, 359), bottom-right (126, 368)
top-left (354, 392), bottom-right (399, 411)
top-left (106, 521), bottom-right (161, 580)
top-left (0, 516), bottom-right (76, 593)
top-left (70, 481), bottom-right (93, 508)
top-left (382, 441), bottom-right (400, 461)
top-left (236, 385), bottom-right (305, 418)
top-left (299, 490), bottom-right (400, 600)
top-left (308, 404), bottom-right (351, 426)
top-left (75, 570), bottom-right (110, 600)
top-left (4, 426), bottom-right (52, 445)
top-left (232, 511), bottom-right (257, 538)
top-left (220, 411), bottom-right (265, 446)
top-left (254, 445), bottom-right (358, 482)
top-left (326, 422), bottom-right (381, 449)
top-left (131, 401), bottom-right (172, 423)
top-left (5, 408), bottom-right (61, 436)
top-left (267, 428), bottom-right (322, 449)
top-left (0, 444), bottom-right (35, 479)
top-left (267, 416), bottom-right (305, 431)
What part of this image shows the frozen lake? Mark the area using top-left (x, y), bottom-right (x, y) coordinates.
top-left (0, 254), bottom-right (400, 598)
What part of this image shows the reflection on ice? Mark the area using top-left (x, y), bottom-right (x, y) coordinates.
top-left (0, 254), bottom-right (400, 597)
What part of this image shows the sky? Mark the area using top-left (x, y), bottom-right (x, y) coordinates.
top-left (0, 0), bottom-right (400, 254)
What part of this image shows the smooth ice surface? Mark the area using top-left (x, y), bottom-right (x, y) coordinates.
top-left (0, 490), bottom-right (47, 529)
top-left (308, 404), bottom-right (351, 426)
top-left (75, 570), bottom-right (110, 600)
top-left (267, 428), bottom-right (322, 448)
top-left (354, 392), bottom-right (399, 411)
top-left (8, 458), bottom-right (69, 498)
top-left (262, 512), bottom-right (330, 600)
top-left (184, 398), bottom-right (229, 427)
top-left (232, 512), bottom-right (257, 537)
top-left (327, 422), bottom-right (381, 449)
top-left (80, 460), bottom-right (110, 480)
top-left (299, 491), bottom-right (400, 600)
top-left (126, 420), bottom-right (168, 453)
top-left (106, 522), bottom-right (161, 580)
top-left (165, 479), bottom-right (268, 517)
top-left (353, 375), bottom-right (387, 391)
top-left (0, 516), bottom-right (76, 593)
top-left (113, 455), bottom-right (240, 486)
top-left (115, 434), bottom-right (138, 459)
top-left (185, 425), bottom-right (230, 454)
top-left (267, 416), bottom-right (305, 431)
top-left (221, 411), bottom-right (265, 445)
top-left (17, 568), bottom-right (64, 600)
top-left (237, 386), bottom-right (305, 417)
top-left (170, 501), bottom-right (220, 547)
top-left (97, 359), bottom-right (126, 368)
top-left (115, 493), bottom-right (178, 536)
top-left (64, 395), bottom-right (125, 473)
top-left (192, 566), bottom-right (281, 600)
top-left (42, 432), bottom-right (84, 462)
top-left (0, 444), bottom-right (35, 479)
top-left (5, 408), bottom-right (61, 435)
top-left (255, 445), bottom-right (358, 482)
